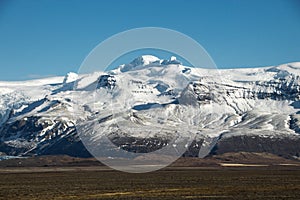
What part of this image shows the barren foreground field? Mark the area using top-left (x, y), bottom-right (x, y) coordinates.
top-left (0, 166), bottom-right (300, 200)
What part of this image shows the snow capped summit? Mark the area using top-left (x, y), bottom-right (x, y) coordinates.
top-left (116, 55), bottom-right (161, 72)
top-left (115, 55), bottom-right (183, 73)
top-left (130, 55), bottom-right (160, 66)
top-left (161, 56), bottom-right (182, 65)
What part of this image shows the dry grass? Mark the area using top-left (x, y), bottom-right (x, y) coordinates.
top-left (0, 167), bottom-right (300, 199)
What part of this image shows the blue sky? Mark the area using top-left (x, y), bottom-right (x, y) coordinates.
top-left (0, 0), bottom-right (300, 80)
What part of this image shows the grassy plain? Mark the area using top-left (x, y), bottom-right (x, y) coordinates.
top-left (0, 166), bottom-right (300, 200)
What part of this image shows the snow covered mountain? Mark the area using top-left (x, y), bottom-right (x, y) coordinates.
top-left (0, 56), bottom-right (300, 159)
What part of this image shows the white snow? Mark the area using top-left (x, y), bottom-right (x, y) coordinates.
top-left (170, 56), bottom-right (177, 61)
top-left (138, 55), bottom-right (160, 65)
top-left (63, 72), bottom-right (78, 84)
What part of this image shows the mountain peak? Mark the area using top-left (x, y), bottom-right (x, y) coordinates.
top-left (130, 55), bottom-right (160, 66)
top-left (115, 55), bottom-right (183, 73)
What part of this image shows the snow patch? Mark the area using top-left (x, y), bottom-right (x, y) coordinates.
top-left (63, 72), bottom-right (78, 84)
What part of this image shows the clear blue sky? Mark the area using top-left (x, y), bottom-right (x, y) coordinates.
top-left (0, 0), bottom-right (300, 80)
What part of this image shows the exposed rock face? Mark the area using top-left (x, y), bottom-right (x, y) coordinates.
top-left (210, 135), bottom-right (300, 159)
top-left (97, 75), bottom-right (116, 90)
top-left (0, 116), bottom-right (79, 156)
